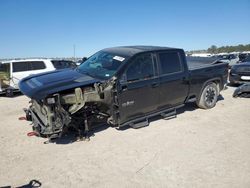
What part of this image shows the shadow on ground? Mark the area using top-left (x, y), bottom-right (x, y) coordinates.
top-left (117, 95), bottom-right (224, 131)
top-left (43, 96), bottom-right (225, 144)
top-left (53, 123), bottom-right (110, 144)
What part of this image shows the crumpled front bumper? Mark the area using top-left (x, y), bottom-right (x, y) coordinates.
top-left (26, 101), bottom-right (66, 137)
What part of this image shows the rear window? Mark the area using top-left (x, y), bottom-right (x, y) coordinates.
top-left (158, 52), bottom-right (182, 74)
top-left (30, 61), bottom-right (46, 70)
top-left (13, 61), bottom-right (46, 72)
top-left (51, 60), bottom-right (76, 69)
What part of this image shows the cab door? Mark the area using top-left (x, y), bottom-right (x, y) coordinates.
top-left (156, 50), bottom-right (189, 109)
top-left (117, 52), bottom-right (159, 124)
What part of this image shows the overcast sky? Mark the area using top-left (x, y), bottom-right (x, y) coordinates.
top-left (0, 0), bottom-right (250, 58)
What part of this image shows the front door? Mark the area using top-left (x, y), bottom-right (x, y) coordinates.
top-left (117, 53), bottom-right (159, 124)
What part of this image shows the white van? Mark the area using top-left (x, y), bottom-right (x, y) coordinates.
top-left (0, 59), bottom-right (76, 96)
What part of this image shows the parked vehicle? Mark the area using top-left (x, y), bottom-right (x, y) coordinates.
top-left (19, 46), bottom-right (228, 141)
top-left (239, 53), bottom-right (250, 62)
top-left (216, 54), bottom-right (239, 68)
top-left (229, 57), bottom-right (250, 85)
top-left (0, 59), bottom-right (76, 96)
top-left (241, 55), bottom-right (250, 63)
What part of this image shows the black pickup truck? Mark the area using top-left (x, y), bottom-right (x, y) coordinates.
top-left (19, 46), bottom-right (228, 141)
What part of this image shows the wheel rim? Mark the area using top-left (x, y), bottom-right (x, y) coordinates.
top-left (205, 86), bottom-right (216, 106)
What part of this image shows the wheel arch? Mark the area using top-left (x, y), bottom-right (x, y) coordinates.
top-left (197, 77), bottom-right (221, 102)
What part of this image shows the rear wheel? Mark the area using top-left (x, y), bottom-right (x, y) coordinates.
top-left (196, 82), bottom-right (218, 109)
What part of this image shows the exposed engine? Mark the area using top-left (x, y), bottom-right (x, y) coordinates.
top-left (24, 78), bottom-right (118, 142)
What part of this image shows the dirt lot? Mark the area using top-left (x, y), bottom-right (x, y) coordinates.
top-left (0, 86), bottom-right (250, 188)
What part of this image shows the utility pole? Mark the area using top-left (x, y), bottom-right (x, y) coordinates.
top-left (73, 44), bottom-right (76, 61)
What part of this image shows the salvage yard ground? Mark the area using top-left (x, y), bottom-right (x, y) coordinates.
top-left (0, 86), bottom-right (250, 188)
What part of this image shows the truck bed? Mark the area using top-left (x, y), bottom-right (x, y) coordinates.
top-left (187, 56), bottom-right (222, 70)
top-left (187, 58), bottom-right (229, 99)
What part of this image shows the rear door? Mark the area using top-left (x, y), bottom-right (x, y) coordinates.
top-left (117, 52), bottom-right (159, 124)
top-left (156, 50), bottom-right (189, 109)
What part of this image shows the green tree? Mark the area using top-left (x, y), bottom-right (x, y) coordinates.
top-left (208, 45), bottom-right (217, 54)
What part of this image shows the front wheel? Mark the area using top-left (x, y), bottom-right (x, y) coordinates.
top-left (6, 89), bottom-right (14, 97)
top-left (196, 82), bottom-right (219, 109)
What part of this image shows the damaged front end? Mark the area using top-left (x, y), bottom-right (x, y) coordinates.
top-left (24, 79), bottom-right (119, 141)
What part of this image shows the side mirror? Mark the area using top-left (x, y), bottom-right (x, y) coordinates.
top-left (119, 73), bottom-right (127, 84)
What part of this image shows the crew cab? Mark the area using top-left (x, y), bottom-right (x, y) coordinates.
top-left (19, 46), bottom-right (228, 141)
top-left (215, 53), bottom-right (239, 68)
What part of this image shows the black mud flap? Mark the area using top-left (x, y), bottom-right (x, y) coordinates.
top-left (233, 83), bottom-right (250, 98)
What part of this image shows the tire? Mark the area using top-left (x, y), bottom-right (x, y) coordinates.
top-left (6, 89), bottom-right (14, 97)
top-left (196, 82), bottom-right (219, 109)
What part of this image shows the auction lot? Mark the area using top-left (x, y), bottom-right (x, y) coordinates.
top-left (0, 86), bottom-right (250, 187)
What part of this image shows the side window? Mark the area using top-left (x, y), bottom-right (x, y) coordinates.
top-left (52, 60), bottom-right (75, 69)
top-left (13, 62), bottom-right (29, 72)
top-left (30, 61), bottom-right (46, 70)
top-left (159, 52), bottom-right (182, 74)
top-left (126, 53), bottom-right (154, 82)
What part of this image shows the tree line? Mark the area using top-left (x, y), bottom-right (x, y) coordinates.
top-left (189, 44), bottom-right (250, 54)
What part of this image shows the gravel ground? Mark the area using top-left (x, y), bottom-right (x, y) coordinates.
top-left (0, 86), bottom-right (250, 188)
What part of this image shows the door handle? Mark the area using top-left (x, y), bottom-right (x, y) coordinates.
top-left (151, 82), bottom-right (159, 88)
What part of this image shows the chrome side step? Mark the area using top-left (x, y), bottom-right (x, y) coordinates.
top-left (119, 104), bottom-right (184, 129)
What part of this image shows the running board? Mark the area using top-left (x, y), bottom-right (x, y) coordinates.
top-left (161, 109), bottom-right (176, 120)
top-left (119, 104), bottom-right (184, 129)
top-left (129, 119), bottom-right (149, 129)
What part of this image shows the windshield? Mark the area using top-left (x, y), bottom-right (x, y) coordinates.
top-left (78, 51), bottom-right (126, 79)
top-left (243, 55), bottom-right (250, 62)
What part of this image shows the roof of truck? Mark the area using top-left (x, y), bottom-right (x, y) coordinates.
top-left (103, 46), bottom-right (182, 57)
